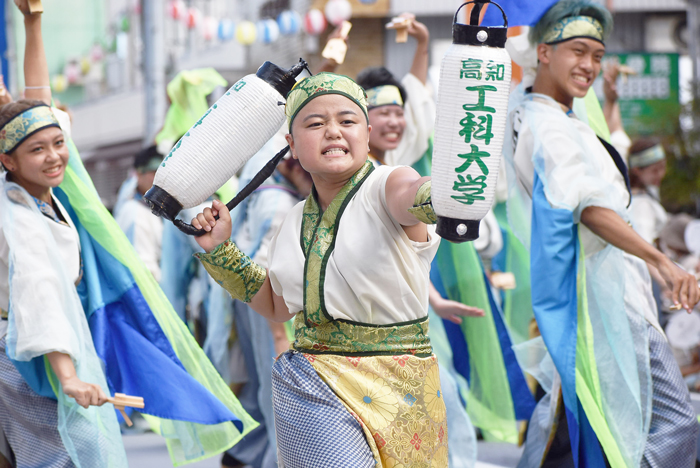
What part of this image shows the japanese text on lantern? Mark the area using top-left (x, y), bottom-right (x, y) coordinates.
top-left (452, 59), bottom-right (503, 205)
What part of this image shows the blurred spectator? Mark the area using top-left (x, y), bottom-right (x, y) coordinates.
top-left (628, 138), bottom-right (668, 246)
top-left (114, 145), bottom-right (164, 281)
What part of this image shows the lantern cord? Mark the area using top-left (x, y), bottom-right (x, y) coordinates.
top-left (173, 145), bottom-right (291, 236)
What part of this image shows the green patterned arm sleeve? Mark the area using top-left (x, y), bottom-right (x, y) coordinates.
top-left (194, 240), bottom-right (267, 303)
top-left (407, 180), bottom-right (437, 225)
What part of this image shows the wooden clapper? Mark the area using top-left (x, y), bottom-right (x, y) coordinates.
top-left (107, 393), bottom-right (145, 427)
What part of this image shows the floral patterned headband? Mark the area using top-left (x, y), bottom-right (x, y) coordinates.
top-left (285, 72), bottom-right (368, 130)
top-left (0, 104), bottom-right (60, 154)
top-left (366, 85), bottom-right (404, 109)
top-left (542, 15), bottom-right (605, 45)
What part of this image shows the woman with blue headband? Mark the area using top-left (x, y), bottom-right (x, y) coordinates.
top-left (192, 72), bottom-right (450, 467)
top-left (504, 1), bottom-right (699, 467)
top-left (628, 137), bottom-right (668, 246)
top-left (0, 2), bottom-right (258, 467)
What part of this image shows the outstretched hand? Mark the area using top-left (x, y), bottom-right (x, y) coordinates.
top-left (431, 295), bottom-right (485, 324)
top-left (656, 256), bottom-right (700, 313)
top-left (192, 199), bottom-right (233, 253)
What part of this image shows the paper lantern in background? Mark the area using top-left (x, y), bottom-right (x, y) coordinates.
top-left (90, 43), bottom-right (104, 62)
top-left (185, 7), bottom-right (201, 30)
top-left (80, 57), bottom-right (91, 75)
top-left (277, 10), bottom-right (301, 35)
top-left (144, 60), bottom-right (309, 234)
top-left (324, 0), bottom-right (352, 26)
top-left (431, 1), bottom-right (512, 242)
top-left (51, 74), bottom-right (67, 93)
top-left (236, 21), bottom-right (257, 45)
top-left (168, 0), bottom-right (185, 20)
top-left (257, 19), bottom-right (280, 44)
top-left (304, 9), bottom-right (326, 35)
top-left (64, 61), bottom-right (81, 85)
top-left (202, 16), bottom-right (217, 40)
top-left (218, 19), bottom-right (235, 41)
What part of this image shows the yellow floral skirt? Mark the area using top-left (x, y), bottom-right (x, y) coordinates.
top-left (303, 353), bottom-right (448, 468)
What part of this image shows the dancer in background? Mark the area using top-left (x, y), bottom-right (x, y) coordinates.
top-left (114, 145), bottom-right (163, 282)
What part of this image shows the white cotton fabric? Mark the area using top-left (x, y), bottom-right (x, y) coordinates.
top-left (629, 191), bottom-right (668, 245)
top-left (508, 93), bottom-right (662, 334)
top-left (268, 166), bottom-right (440, 325)
top-left (0, 184), bottom-right (81, 351)
top-left (383, 74), bottom-right (436, 167)
top-left (115, 198), bottom-right (164, 282)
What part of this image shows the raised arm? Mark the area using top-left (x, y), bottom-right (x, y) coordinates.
top-left (401, 13), bottom-right (429, 85)
top-left (192, 200), bottom-right (292, 323)
top-left (16, 0), bottom-right (51, 104)
top-left (580, 205), bottom-right (699, 311)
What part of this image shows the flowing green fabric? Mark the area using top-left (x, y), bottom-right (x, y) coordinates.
top-left (493, 202), bottom-right (533, 345)
top-left (60, 140), bottom-right (258, 466)
top-left (412, 140), bottom-right (520, 443)
top-left (156, 68), bottom-right (228, 147)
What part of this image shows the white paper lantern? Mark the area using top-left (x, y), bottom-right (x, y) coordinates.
top-left (324, 0), bottom-right (352, 26)
top-left (304, 9), bottom-right (326, 35)
top-left (145, 61), bottom-right (308, 226)
top-left (431, 2), bottom-right (511, 242)
top-left (257, 19), bottom-right (280, 44)
top-left (277, 10), bottom-right (301, 35)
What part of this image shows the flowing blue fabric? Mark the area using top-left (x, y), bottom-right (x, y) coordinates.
top-left (530, 174), bottom-right (604, 467)
top-left (54, 188), bottom-right (242, 430)
top-left (482, 0), bottom-right (559, 27)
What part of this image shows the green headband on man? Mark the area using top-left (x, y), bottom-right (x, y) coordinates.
top-left (542, 15), bottom-right (604, 45)
top-left (285, 72), bottom-right (368, 130)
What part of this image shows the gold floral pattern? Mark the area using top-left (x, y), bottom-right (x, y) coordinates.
top-left (424, 362), bottom-right (446, 423)
top-left (307, 353), bottom-right (448, 468)
top-left (339, 370), bottom-right (399, 429)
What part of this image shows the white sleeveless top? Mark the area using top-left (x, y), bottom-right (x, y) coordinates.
top-left (268, 166), bottom-right (440, 325)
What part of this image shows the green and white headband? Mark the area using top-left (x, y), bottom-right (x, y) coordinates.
top-left (285, 72), bottom-right (368, 130)
top-left (0, 104), bottom-right (60, 154)
top-left (542, 15), bottom-right (605, 45)
top-left (629, 144), bottom-right (665, 168)
top-left (366, 85), bottom-right (404, 109)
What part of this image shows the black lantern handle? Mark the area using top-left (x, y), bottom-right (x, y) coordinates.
top-left (170, 145), bottom-right (290, 237)
top-left (454, 1), bottom-right (508, 28)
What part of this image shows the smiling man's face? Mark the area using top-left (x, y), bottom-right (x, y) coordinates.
top-left (537, 37), bottom-right (605, 106)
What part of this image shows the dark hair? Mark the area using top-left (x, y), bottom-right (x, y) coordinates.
top-left (133, 145), bottom-right (161, 170)
top-left (356, 67), bottom-right (408, 105)
top-left (629, 137), bottom-right (661, 156)
top-left (529, 0), bottom-right (613, 45)
top-left (0, 99), bottom-right (47, 130)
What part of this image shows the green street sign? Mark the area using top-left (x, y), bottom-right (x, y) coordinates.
top-left (594, 53), bottom-right (680, 136)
